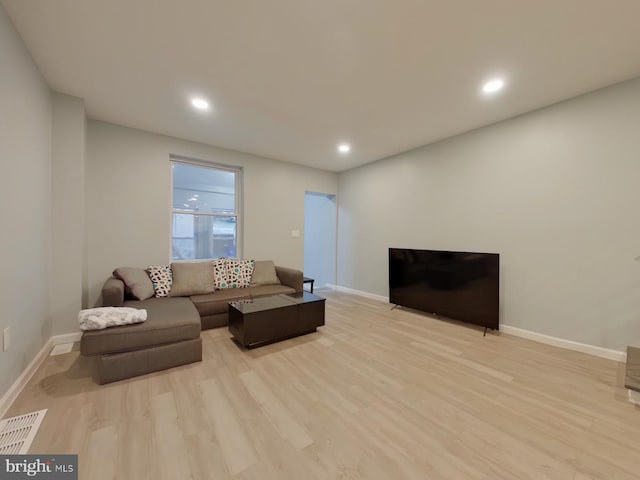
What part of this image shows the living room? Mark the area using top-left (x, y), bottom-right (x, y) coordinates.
top-left (1, 1), bottom-right (640, 478)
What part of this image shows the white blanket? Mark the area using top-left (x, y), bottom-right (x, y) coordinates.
top-left (78, 307), bottom-right (148, 331)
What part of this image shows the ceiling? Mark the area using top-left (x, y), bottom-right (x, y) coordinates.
top-left (3, 0), bottom-right (640, 172)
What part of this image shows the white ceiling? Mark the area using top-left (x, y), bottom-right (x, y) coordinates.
top-left (3, 0), bottom-right (640, 172)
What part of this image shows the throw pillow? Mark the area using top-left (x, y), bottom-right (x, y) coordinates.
top-left (113, 267), bottom-right (155, 301)
top-left (225, 258), bottom-right (255, 288)
top-left (212, 258), bottom-right (228, 289)
top-left (250, 260), bottom-right (280, 286)
top-left (147, 265), bottom-right (173, 297)
top-left (170, 262), bottom-right (215, 297)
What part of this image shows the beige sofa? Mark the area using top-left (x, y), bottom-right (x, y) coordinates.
top-left (81, 264), bottom-right (303, 384)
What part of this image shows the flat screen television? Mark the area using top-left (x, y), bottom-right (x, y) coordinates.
top-left (389, 248), bottom-right (499, 331)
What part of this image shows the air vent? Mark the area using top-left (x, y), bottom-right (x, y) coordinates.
top-left (50, 343), bottom-right (74, 356)
top-left (0, 409), bottom-right (47, 454)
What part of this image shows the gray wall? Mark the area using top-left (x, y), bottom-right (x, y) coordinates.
top-left (0, 4), bottom-right (52, 398)
top-left (86, 121), bottom-right (338, 307)
top-left (303, 192), bottom-right (337, 288)
top-left (51, 93), bottom-right (86, 334)
top-left (337, 77), bottom-right (640, 351)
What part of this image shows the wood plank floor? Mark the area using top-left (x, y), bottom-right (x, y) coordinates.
top-left (6, 291), bottom-right (639, 479)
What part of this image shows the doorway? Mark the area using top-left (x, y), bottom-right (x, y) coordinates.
top-left (303, 191), bottom-right (337, 291)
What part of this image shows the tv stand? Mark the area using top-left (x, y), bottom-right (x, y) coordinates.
top-left (389, 303), bottom-right (495, 337)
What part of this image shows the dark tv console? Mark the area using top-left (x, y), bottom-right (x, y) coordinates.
top-left (389, 248), bottom-right (499, 334)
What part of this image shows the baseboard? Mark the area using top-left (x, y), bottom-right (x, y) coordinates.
top-left (312, 283), bottom-right (335, 292)
top-left (500, 325), bottom-right (626, 362)
top-left (52, 332), bottom-right (82, 345)
top-left (329, 285), bottom-right (626, 363)
top-left (327, 284), bottom-right (389, 303)
top-left (0, 332), bottom-right (82, 419)
top-left (628, 389), bottom-right (640, 405)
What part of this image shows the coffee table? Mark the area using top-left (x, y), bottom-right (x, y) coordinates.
top-left (228, 292), bottom-right (325, 348)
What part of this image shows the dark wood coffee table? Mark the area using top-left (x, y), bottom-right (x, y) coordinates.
top-left (228, 292), bottom-right (325, 348)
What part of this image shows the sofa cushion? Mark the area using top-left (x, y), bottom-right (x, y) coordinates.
top-left (190, 289), bottom-right (251, 316)
top-left (248, 284), bottom-right (296, 298)
top-left (113, 267), bottom-right (155, 301)
top-left (147, 265), bottom-right (173, 297)
top-left (170, 262), bottom-right (214, 297)
top-left (212, 258), bottom-right (228, 289)
top-left (80, 297), bottom-right (200, 356)
top-left (226, 259), bottom-right (254, 288)
top-left (250, 260), bottom-right (280, 286)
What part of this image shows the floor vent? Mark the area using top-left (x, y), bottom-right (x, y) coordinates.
top-left (0, 409), bottom-right (47, 454)
top-left (50, 342), bottom-right (74, 356)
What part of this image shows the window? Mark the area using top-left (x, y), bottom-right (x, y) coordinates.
top-left (171, 158), bottom-right (242, 260)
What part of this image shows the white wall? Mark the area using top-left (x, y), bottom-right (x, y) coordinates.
top-left (304, 192), bottom-right (337, 288)
top-left (338, 77), bottom-right (640, 351)
top-left (51, 93), bottom-right (86, 334)
top-left (0, 4), bottom-right (52, 397)
top-left (86, 121), bottom-right (338, 306)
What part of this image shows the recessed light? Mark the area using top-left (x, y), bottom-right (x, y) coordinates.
top-left (338, 143), bottom-right (351, 153)
top-left (482, 79), bottom-right (505, 94)
top-left (191, 97), bottom-right (210, 110)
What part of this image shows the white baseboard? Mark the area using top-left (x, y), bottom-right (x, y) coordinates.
top-left (52, 332), bottom-right (82, 345)
top-left (329, 285), bottom-right (626, 363)
top-left (0, 332), bottom-right (82, 419)
top-left (311, 283), bottom-right (336, 292)
top-left (327, 284), bottom-right (389, 303)
top-left (629, 389), bottom-right (640, 405)
top-left (500, 325), bottom-right (626, 362)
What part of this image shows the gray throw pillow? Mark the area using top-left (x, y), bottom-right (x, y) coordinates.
top-left (170, 262), bottom-right (214, 296)
top-left (113, 267), bottom-right (155, 300)
top-left (250, 260), bottom-right (280, 286)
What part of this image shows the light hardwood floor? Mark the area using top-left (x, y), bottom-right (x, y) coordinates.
top-left (6, 291), bottom-right (639, 479)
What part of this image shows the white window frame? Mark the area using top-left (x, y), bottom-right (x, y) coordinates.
top-left (170, 154), bottom-right (243, 261)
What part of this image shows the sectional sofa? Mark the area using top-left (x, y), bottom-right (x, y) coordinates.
top-left (80, 261), bottom-right (303, 384)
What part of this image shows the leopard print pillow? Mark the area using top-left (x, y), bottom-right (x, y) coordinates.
top-left (225, 259), bottom-right (254, 288)
top-left (147, 265), bottom-right (173, 297)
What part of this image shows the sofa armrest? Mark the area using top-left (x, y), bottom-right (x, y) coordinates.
top-left (275, 266), bottom-right (303, 293)
top-left (102, 277), bottom-right (125, 307)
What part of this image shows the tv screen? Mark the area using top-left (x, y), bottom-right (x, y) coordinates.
top-left (389, 248), bottom-right (499, 330)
